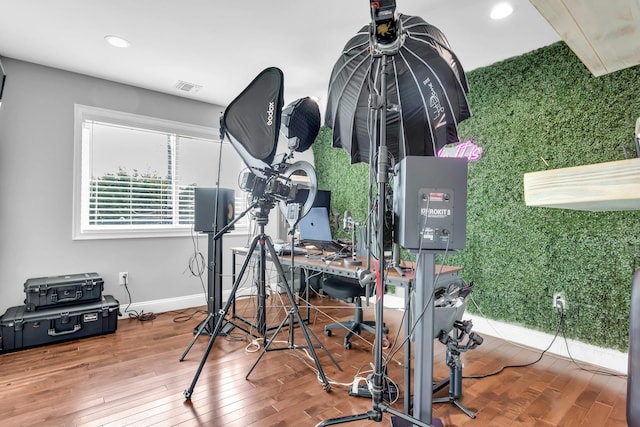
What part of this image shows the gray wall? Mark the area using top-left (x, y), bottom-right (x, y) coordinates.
top-left (0, 58), bottom-right (254, 314)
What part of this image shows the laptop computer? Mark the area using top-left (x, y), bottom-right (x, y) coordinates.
top-left (298, 207), bottom-right (349, 254)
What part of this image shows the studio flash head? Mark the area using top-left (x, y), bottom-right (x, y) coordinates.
top-left (370, 0), bottom-right (399, 45)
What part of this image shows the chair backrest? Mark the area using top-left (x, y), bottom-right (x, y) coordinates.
top-left (629, 270), bottom-right (640, 427)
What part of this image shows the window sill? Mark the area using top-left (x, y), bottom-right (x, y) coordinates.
top-left (72, 227), bottom-right (251, 241)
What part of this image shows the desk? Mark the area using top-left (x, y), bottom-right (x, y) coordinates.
top-left (231, 246), bottom-right (462, 415)
top-left (231, 246), bottom-right (460, 288)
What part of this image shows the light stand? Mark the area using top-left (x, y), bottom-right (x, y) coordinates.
top-left (183, 197), bottom-right (336, 399)
top-left (322, 0), bottom-right (472, 423)
top-left (317, 44), bottom-right (433, 427)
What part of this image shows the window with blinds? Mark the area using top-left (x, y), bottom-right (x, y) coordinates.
top-left (73, 105), bottom-right (247, 239)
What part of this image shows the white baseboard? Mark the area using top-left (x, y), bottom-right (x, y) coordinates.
top-left (464, 313), bottom-right (628, 375)
top-left (125, 292), bottom-right (629, 374)
top-left (120, 287), bottom-right (261, 317)
top-left (119, 293), bottom-right (206, 317)
top-left (379, 290), bottom-right (628, 374)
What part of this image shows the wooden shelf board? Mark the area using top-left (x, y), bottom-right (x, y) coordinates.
top-left (524, 158), bottom-right (640, 211)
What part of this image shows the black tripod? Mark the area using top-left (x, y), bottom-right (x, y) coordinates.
top-left (246, 209), bottom-right (341, 381)
top-left (184, 199), bottom-right (336, 399)
top-left (433, 320), bottom-right (483, 418)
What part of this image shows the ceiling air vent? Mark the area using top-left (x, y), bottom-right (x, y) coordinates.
top-left (174, 80), bottom-right (202, 93)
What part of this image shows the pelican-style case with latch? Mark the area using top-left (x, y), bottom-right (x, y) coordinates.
top-left (0, 295), bottom-right (119, 352)
top-left (23, 273), bottom-right (104, 311)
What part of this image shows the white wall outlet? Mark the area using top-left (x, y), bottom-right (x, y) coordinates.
top-left (119, 272), bottom-right (128, 286)
top-left (553, 292), bottom-right (566, 311)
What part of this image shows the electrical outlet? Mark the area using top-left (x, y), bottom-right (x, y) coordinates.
top-left (553, 292), bottom-right (566, 311)
top-left (119, 272), bottom-right (128, 286)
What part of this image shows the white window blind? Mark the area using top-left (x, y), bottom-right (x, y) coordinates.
top-left (73, 105), bottom-right (247, 239)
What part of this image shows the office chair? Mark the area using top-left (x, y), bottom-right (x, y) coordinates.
top-left (628, 270), bottom-right (640, 427)
top-left (322, 275), bottom-right (387, 349)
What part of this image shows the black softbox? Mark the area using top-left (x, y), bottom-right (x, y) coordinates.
top-left (222, 67), bottom-right (284, 178)
top-left (281, 97), bottom-right (321, 153)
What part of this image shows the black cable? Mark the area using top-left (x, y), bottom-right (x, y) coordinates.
top-left (462, 307), bottom-right (627, 380)
top-left (378, 198), bottom-right (440, 367)
top-left (187, 227), bottom-right (208, 300)
top-left (463, 308), bottom-right (564, 379)
top-left (560, 314), bottom-right (627, 378)
top-left (122, 281), bottom-right (156, 322)
top-left (384, 208), bottom-right (449, 365)
top-left (170, 308), bottom-right (208, 323)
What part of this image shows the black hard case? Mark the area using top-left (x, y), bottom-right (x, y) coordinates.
top-left (0, 295), bottom-right (119, 352)
top-left (23, 272), bottom-right (104, 311)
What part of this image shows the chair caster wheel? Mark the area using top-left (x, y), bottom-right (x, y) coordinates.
top-left (325, 329), bottom-right (332, 336)
top-left (344, 341), bottom-right (352, 350)
top-left (381, 337), bottom-right (390, 349)
top-left (183, 390), bottom-right (192, 400)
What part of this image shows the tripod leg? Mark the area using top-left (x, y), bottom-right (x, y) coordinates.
top-left (179, 312), bottom-right (214, 361)
top-left (184, 235), bottom-right (261, 399)
top-left (270, 237), bottom-right (342, 370)
top-left (315, 412), bottom-right (379, 427)
top-left (245, 306), bottom-right (294, 379)
top-left (432, 355), bottom-right (476, 418)
top-left (432, 395), bottom-right (476, 419)
top-left (452, 400), bottom-right (476, 419)
top-left (245, 235), bottom-right (338, 389)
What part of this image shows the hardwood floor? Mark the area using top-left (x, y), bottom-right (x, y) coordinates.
top-left (0, 295), bottom-right (628, 426)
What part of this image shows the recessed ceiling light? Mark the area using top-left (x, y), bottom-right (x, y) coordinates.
top-left (104, 35), bottom-right (130, 48)
top-left (490, 2), bottom-right (514, 20)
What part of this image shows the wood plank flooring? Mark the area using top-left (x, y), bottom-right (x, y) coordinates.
top-left (0, 295), bottom-right (628, 426)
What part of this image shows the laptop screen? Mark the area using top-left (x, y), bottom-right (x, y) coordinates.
top-left (298, 207), bottom-right (332, 242)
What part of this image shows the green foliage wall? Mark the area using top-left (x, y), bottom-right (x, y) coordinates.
top-left (312, 42), bottom-right (640, 351)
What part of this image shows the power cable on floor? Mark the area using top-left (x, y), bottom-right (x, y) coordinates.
top-left (122, 279), bottom-right (156, 322)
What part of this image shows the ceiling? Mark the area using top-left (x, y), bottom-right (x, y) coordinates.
top-left (0, 0), bottom-right (593, 117)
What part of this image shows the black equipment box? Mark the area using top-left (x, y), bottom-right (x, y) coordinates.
top-left (393, 156), bottom-right (468, 251)
top-left (0, 295), bottom-right (119, 353)
top-left (24, 272), bottom-right (104, 311)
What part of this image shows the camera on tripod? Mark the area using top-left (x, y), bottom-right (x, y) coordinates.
top-left (239, 168), bottom-right (298, 204)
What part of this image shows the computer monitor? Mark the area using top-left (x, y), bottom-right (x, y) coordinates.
top-left (295, 189), bottom-right (331, 215)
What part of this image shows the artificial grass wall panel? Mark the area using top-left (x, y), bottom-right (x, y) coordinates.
top-left (313, 42), bottom-right (640, 351)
